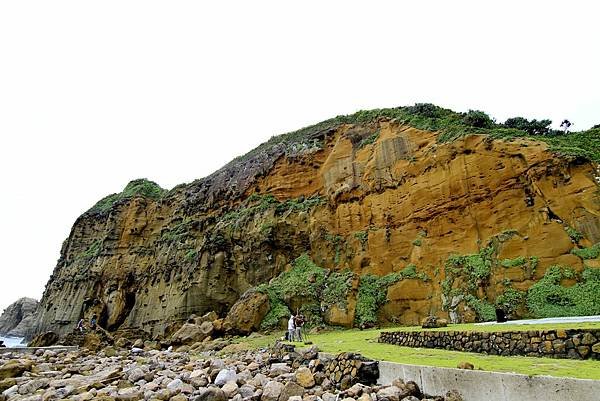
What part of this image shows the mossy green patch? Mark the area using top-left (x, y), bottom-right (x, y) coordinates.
top-left (222, 194), bottom-right (324, 228)
top-left (257, 254), bottom-right (354, 330)
top-left (571, 243), bottom-right (600, 260)
top-left (526, 266), bottom-right (600, 317)
top-left (77, 239), bottom-right (102, 262)
top-left (500, 257), bottom-right (526, 268)
top-left (358, 130), bottom-right (380, 148)
top-left (354, 263), bottom-right (431, 328)
top-left (88, 178), bottom-right (165, 214)
top-left (565, 226), bottom-right (584, 243)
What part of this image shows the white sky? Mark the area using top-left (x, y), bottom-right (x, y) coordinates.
top-left (0, 1), bottom-right (598, 313)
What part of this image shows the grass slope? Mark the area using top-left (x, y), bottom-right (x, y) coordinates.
top-left (240, 323), bottom-right (600, 380)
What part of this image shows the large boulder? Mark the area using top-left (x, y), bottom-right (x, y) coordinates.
top-left (0, 360), bottom-right (33, 380)
top-left (261, 380), bottom-right (284, 401)
top-left (295, 367), bottom-right (315, 388)
top-left (170, 321), bottom-right (214, 345)
top-left (193, 311), bottom-right (218, 325)
top-left (0, 298), bottom-right (38, 337)
top-left (28, 331), bottom-right (59, 347)
top-left (280, 381), bottom-right (304, 400)
top-left (421, 315), bottom-right (448, 329)
top-left (223, 289), bottom-right (269, 335)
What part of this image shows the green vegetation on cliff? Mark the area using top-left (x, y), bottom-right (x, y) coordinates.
top-left (257, 254), bottom-right (353, 330)
top-left (222, 194), bottom-right (324, 227)
top-left (571, 243), bottom-right (600, 260)
top-left (526, 266), bottom-right (600, 318)
top-left (354, 273), bottom-right (401, 328)
top-left (440, 239), bottom-right (600, 321)
top-left (355, 265), bottom-right (430, 327)
top-left (88, 179), bottom-right (165, 214)
top-left (223, 103), bottom-right (600, 179)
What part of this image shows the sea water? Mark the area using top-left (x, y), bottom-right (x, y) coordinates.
top-left (0, 335), bottom-right (25, 347)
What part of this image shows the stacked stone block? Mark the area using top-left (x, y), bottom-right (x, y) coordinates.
top-left (379, 329), bottom-right (600, 359)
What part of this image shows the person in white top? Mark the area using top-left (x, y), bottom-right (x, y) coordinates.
top-left (288, 315), bottom-right (296, 342)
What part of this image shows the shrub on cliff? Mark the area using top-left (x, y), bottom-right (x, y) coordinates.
top-left (257, 254), bottom-right (354, 330)
top-left (463, 110), bottom-right (494, 128)
top-left (504, 117), bottom-right (552, 135)
top-left (355, 273), bottom-right (400, 327)
top-left (88, 178), bottom-right (165, 214)
top-left (526, 266), bottom-right (600, 317)
top-left (353, 263), bottom-right (432, 327)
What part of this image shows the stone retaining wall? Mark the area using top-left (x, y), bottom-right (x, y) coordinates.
top-left (320, 352), bottom-right (378, 389)
top-left (379, 328), bottom-right (600, 359)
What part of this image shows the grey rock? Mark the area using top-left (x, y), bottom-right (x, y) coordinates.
top-left (222, 380), bottom-right (239, 397)
top-left (322, 393), bottom-right (337, 401)
top-left (377, 386), bottom-right (403, 401)
top-left (239, 383), bottom-right (255, 398)
top-left (279, 381), bottom-right (304, 400)
top-left (127, 367), bottom-right (146, 383)
top-left (214, 369), bottom-right (237, 386)
top-left (0, 298), bottom-right (38, 337)
top-left (261, 380), bottom-right (284, 401)
top-left (167, 378), bottom-right (194, 394)
top-left (193, 387), bottom-right (226, 401)
top-left (268, 363), bottom-right (291, 377)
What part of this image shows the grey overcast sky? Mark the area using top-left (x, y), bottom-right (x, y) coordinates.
top-left (0, 1), bottom-right (598, 313)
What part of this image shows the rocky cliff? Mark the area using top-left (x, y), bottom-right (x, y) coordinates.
top-left (32, 106), bottom-right (600, 338)
top-left (0, 298), bottom-right (39, 338)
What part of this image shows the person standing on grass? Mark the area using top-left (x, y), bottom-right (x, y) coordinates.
top-left (294, 314), bottom-right (305, 342)
top-left (288, 314), bottom-right (296, 342)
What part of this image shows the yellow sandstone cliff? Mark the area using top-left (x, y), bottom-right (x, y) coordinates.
top-left (33, 113), bottom-right (600, 337)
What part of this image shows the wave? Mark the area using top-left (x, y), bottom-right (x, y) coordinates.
top-left (0, 335), bottom-right (25, 348)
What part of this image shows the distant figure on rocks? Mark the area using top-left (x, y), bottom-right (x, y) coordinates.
top-left (90, 314), bottom-right (98, 330)
top-left (294, 314), bottom-right (305, 342)
top-left (288, 314), bottom-right (296, 342)
top-left (76, 318), bottom-right (85, 333)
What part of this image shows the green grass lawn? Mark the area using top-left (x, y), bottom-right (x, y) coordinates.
top-left (239, 322), bottom-right (600, 380)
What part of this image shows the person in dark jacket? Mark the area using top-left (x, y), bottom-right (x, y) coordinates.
top-left (90, 314), bottom-right (98, 330)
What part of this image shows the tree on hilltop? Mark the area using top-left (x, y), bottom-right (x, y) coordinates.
top-left (463, 110), bottom-right (494, 128)
top-left (504, 117), bottom-right (552, 136)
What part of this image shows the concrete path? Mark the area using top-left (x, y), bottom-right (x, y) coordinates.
top-left (475, 315), bottom-right (600, 326)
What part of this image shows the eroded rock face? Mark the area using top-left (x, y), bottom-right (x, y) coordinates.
top-left (0, 298), bottom-right (38, 338)
top-left (28, 332), bottom-right (59, 348)
top-left (223, 290), bottom-right (269, 335)
top-left (31, 119), bottom-right (600, 337)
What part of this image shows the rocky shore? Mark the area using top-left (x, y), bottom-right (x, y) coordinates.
top-left (0, 340), bottom-right (463, 401)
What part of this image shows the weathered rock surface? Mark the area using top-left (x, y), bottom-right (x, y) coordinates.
top-left (27, 332), bottom-right (59, 348)
top-left (0, 298), bottom-right (38, 338)
top-left (170, 322), bottom-right (214, 345)
top-left (223, 290), bottom-right (269, 335)
top-left (421, 316), bottom-right (447, 329)
top-left (29, 112), bottom-right (600, 337)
